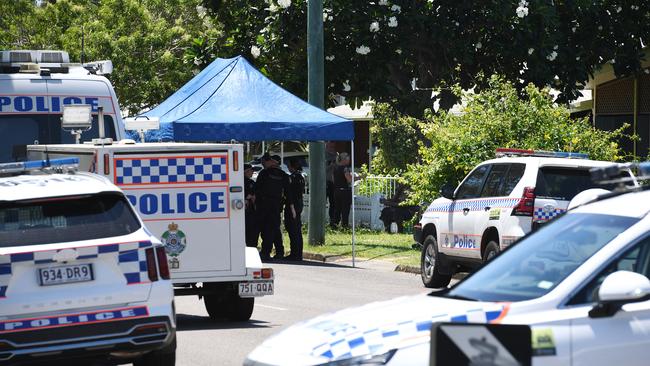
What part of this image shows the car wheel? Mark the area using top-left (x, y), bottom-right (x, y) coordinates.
top-left (420, 234), bottom-right (452, 288)
top-left (134, 335), bottom-right (176, 366)
top-left (204, 293), bottom-right (254, 321)
top-left (483, 240), bottom-right (500, 262)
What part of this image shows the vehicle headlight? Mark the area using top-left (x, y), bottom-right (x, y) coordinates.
top-left (319, 350), bottom-right (397, 366)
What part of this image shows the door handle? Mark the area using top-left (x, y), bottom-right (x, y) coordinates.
top-left (484, 206), bottom-right (491, 211)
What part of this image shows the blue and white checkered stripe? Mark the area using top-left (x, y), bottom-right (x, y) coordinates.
top-left (0, 241), bottom-right (153, 298)
top-left (115, 156), bottom-right (227, 185)
top-left (310, 307), bottom-right (506, 360)
top-left (427, 198), bottom-right (520, 213)
top-left (534, 208), bottom-right (565, 222)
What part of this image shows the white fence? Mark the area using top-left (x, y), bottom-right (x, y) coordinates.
top-left (301, 175), bottom-right (400, 230)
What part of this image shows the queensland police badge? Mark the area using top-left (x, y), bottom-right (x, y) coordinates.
top-left (161, 222), bottom-right (187, 269)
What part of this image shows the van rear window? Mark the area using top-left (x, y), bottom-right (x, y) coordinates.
top-left (0, 193), bottom-right (140, 247)
top-left (535, 167), bottom-right (629, 200)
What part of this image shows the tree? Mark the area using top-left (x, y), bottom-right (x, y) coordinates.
top-left (0, 0), bottom-right (219, 114)
top-left (369, 102), bottom-right (420, 174)
top-left (402, 75), bottom-right (628, 206)
top-left (197, 0), bottom-right (650, 115)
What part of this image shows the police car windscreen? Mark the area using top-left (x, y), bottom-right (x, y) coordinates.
top-left (0, 193), bottom-right (141, 247)
top-left (0, 115), bottom-right (116, 163)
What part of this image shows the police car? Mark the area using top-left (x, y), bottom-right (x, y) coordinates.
top-left (415, 148), bottom-right (628, 288)
top-left (245, 163), bottom-right (650, 366)
top-left (0, 158), bottom-right (175, 365)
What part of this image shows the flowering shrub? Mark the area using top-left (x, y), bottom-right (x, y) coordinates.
top-left (403, 76), bottom-right (629, 205)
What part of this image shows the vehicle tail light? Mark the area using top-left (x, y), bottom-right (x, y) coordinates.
top-left (156, 247), bottom-right (170, 280)
top-left (145, 248), bottom-right (158, 282)
top-left (261, 268), bottom-right (273, 279)
top-left (103, 153), bottom-right (110, 175)
top-left (512, 187), bottom-right (535, 216)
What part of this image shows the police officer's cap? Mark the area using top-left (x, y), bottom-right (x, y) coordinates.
top-left (244, 163), bottom-right (253, 170)
top-left (270, 155), bottom-right (281, 164)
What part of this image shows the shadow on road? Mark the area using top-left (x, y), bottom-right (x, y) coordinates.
top-left (176, 313), bottom-right (272, 331)
top-left (268, 259), bottom-right (357, 269)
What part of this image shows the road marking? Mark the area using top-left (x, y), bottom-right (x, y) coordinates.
top-left (257, 304), bottom-right (288, 311)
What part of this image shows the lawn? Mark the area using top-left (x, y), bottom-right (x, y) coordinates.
top-left (281, 228), bottom-right (421, 267)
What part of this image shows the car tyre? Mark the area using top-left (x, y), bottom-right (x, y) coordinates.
top-left (134, 334), bottom-right (176, 366)
top-left (483, 240), bottom-right (500, 262)
top-left (205, 293), bottom-right (254, 321)
top-left (420, 234), bottom-right (452, 288)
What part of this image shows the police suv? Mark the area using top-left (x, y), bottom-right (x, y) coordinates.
top-left (246, 162), bottom-right (650, 366)
top-left (415, 148), bottom-right (625, 288)
top-left (0, 49), bottom-right (125, 162)
top-left (0, 158), bottom-right (175, 365)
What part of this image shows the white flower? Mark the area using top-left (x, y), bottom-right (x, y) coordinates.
top-left (193, 58), bottom-right (201, 66)
top-left (547, 51), bottom-right (557, 61)
top-left (378, 0), bottom-right (388, 5)
top-left (516, 5), bottom-right (528, 18)
top-left (617, 6), bottom-right (622, 13)
top-left (268, 3), bottom-right (279, 12)
top-left (528, 48), bottom-right (534, 55)
top-left (388, 16), bottom-right (398, 27)
top-left (518, 0), bottom-right (528, 6)
top-left (572, 26), bottom-right (576, 32)
top-left (553, 45), bottom-right (558, 50)
top-left (355, 45), bottom-right (371, 55)
top-left (342, 80), bottom-right (351, 92)
top-left (576, 56), bottom-right (580, 61)
top-left (391, 4), bottom-right (401, 13)
top-left (645, 69), bottom-right (649, 74)
top-left (395, 48), bottom-right (402, 54)
top-left (475, 41), bottom-right (482, 49)
top-left (277, 0), bottom-right (291, 9)
top-left (323, 12), bottom-right (328, 21)
top-left (328, 16), bottom-right (333, 21)
top-left (330, 83), bottom-right (335, 87)
top-left (250, 45), bottom-right (261, 59)
top-left (325, 55), bottom-right (335, 61)
top-left (196, 5), bottom-right (206, 17)
top-left (598, 25), bottom-right (603, 30)
top-left (455, 21), bottom-right (459, 26)
top-left (369, 21), bottom-right (380, 32)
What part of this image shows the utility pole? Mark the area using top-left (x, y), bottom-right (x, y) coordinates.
top-left (307, 0), bottom-right (326, 245)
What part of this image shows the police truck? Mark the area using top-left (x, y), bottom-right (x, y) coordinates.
top-left (2, 49), bottom-right (273, 321)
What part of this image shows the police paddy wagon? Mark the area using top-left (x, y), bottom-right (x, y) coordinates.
top-left (0, 158), bottom-right (175, 365)
top-left (415, 148), bottom-right (628, 288)
top-left (0, 49), bottom-right (125, 162)
top-left (28, 141), bottom-right (274, 321)
top-left (246, 163), bottom-right (650, 366)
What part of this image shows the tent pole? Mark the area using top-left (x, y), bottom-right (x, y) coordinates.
top-left (262, 141), bottom-right (265, 154)
top-left (351, 140), bottom-right (356, 268)
top-left (281, 142), bottom-right (284, 166)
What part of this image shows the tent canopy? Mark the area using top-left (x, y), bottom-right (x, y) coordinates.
top-left (142, 56), bottom-right (353, 142)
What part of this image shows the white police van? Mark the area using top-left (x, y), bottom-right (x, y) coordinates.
top-left (27, 141), bottom-right (274, 321)
top-left (415, 148), bottom-right (627, 288)
top-left (0, 158), bottom-right (175, 365)
top-left (0, 49), bottom-right (125, 162)
top-left (246, 163), bottom-right (650, 366)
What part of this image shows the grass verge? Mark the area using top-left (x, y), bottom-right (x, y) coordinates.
top-left (282, 228), bottom-right (421, 268)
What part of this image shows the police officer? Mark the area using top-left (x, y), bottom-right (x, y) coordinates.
top-left (331, 152), bottom-right (353, 228)
top-left (255, 154), bottom-right (291, 261)
top-left (284, 158), bottom-right (305, 261)
top-left (244, 163), bottom-right (258, 247)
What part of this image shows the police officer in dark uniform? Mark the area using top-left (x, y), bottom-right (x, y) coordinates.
top-left (255, 154), bottom-right (291, 261)
top-left (284, 158), bottom-right (305, 261)
top-left (243, 163), bottom-right (258, 247)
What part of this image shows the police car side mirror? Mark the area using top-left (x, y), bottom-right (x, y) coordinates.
top-left (440, 183), bottom-right (455, 200)
top-left (588, 271), bottom-right (650, 318)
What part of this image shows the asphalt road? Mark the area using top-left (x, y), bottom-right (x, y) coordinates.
top-left (174, 259), bottom-right (428, 366)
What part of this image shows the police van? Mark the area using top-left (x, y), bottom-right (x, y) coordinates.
top-left (0, 158), bottom-right (175, 365)
top-left (28, 141), bottom-right (274, 321)
top-left (0, 49), bottom-right (125, 162)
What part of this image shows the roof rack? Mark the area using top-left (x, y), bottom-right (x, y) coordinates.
top-left (0, 157), bottom-right (79, 175)
top-left (495, 148), bottom-right (589, 159)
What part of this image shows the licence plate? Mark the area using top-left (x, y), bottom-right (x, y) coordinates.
top-left (39, 264), bottom-right (94, 286)
top-left (238, 281), bottom-right (274, 297)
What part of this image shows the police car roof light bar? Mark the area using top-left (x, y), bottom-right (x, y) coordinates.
top-left (590, 162), bottom-right (650, 187)
top-left (495, 148), bottom-right (589, 159)
top-left (0, 157), bottom-right (79, 174)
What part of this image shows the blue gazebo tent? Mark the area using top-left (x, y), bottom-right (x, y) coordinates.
top-left (141, 56), bottom-right (353, 142)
